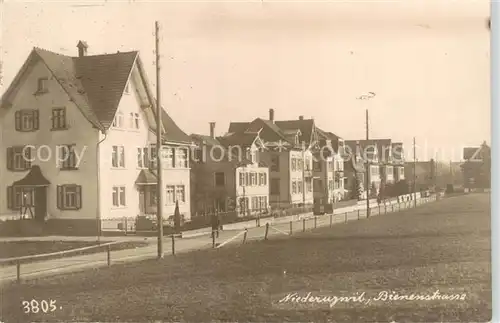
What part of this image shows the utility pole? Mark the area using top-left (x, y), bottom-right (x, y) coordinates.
top-left (449, 160), bottom-right (453, 184)
top-left (155, 21), bottom-right (164, 258)
top-left (356, 92), bottom-right (375, 217)
top-left (413, 137), bottom-right (417, 207)
top-left (365, 109), bottom-right (370, 217)
top-left (302, 143), bottom-right (306, 210)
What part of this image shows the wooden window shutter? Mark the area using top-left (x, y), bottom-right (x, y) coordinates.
top-left (6, 147), bottom-right (13, 170)
top-left (7, 186), bottom-right (13, 209)
top-left (75, 185), bottom-right (82, 209)
top-left (56, 185), bottom-right (63, 209)
top-left (33, 110), bottom-right (40, 130)
top-left (23, 146), bottom-right (32, 169)
top-left (14, 111), bottom-right (21, 131)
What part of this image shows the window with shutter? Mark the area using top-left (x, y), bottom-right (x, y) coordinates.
top-left (60, 145), bottom-right (77, 170)
top-left (25, 147), bottom-right (31, 169)
top-left (75, 185), bottom-right (82, 209)
top-left (33, 110), bottom-right (39, 130)
top-left (52, 108), bottom-right (67, 130)
top-left (6, 147), bottom-right (13, 170)
top-left (15, 111), bottom-right (21, 131)
top-left (14, 110), bottom-right (39, 132)
top-left (7, 186), bottom-right (13, 210)
top-left (57, 184), bottom-right (81, 210)
top-left (56, 185), bottom-right (63, 209)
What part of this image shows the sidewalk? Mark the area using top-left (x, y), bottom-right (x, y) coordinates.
top-left (0, 196), bottom-right (437, 284)
top-left (0, 235), bottom-right (149, 242)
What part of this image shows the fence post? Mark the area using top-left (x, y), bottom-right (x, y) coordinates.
top-left (16, 260), bottom-right (21, 284)
top-left (384, 205), bottom-right (387, 215)
top-left (357, 209), bottom-right (360, 220)
top-left (107, 244), bottom-right (111, 267)
top-left (212, 231), bottom-right (216, 248)
top-left (330, 214), bottom-right (333, 227)
top-left (378, 205), bottom-right (381, 215)
top-left (302, 218), bottom-right (306, 232)
top-left (314, 216), bottom-right (317, 229)
top-left (345, 212), bottom-right (347, 223)
top-left (124, 217), bottom-right (128, 235)
top-left (392, 204), bottom-right (394, 212)
top-left (172, 234), bottom-right (176, 255)
top-left (289, 221), bottom-right (293, 235)
top-left (243, 229), bottom-right (248, 244)
top-left (264, 223), bottom-right (270, 240)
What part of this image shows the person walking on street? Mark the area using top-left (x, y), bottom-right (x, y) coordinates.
top-left (211, 211), bottom-right (219, 239)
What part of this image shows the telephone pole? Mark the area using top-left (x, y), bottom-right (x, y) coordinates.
top-left (155, 21), bottom-right (164, 258)
top-left (413, 137), bottom-right (417, 207)
top-left (356, 92), bottom-right (376, 218)
top-left (365, 109), bottom-right (370, 217)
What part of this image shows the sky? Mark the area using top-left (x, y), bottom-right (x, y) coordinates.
top-left (0, 0), bottom-right (491, 162)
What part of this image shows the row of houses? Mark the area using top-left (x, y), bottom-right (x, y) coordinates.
top-left (0, 42), bottom-right (408, 234)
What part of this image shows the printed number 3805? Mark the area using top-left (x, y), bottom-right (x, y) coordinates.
top-left (22, 299), bottom-right (58, 314)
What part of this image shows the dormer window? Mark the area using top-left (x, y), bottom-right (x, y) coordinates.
top-left (37, 77), bottom-right (48, 94)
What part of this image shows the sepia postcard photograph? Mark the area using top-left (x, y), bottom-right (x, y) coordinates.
top-left (0, 0), bottom-right (493, 322)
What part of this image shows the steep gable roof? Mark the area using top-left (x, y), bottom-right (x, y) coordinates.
top-left (315, 127), bottom-right (343, 153)
top-left (190, 134), bottom-right (221, 147)
top-left (275, 119), bottom-right (315, 146)
top-left (218, 132), bottom-right (260, 148)
top-left (228, 118), bottom-right (290, 145)
top-left (73, 50), bottom-right (138, 129)
top-left (463, 142), bottom-right (490, 161)
top-left (150, 108), bottom-right (192, 144)
top-left (227, 122), bottom-right (250, 134)
top-left (1, 46), bottom-right (191, 144)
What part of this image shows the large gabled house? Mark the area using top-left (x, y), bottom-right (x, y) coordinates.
top-left (0, 41), bottom-right (192, 235)
top-left (224, 109), bottom-right (315, 209)
top-left (190, 122), bottom-right (269, 217)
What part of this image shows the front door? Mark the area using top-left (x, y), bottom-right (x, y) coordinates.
top-left (139, 189), bottom-right (145, 215)
top-left (34, 187), bottom-right (47, 222)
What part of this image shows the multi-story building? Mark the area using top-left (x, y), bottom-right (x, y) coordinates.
top-left (344, 139), bottom-right (408, 198)
top-left (225, 109), bottom-right (314, 209)
top-left (314, 128), bottom-right (346, 204)
top-left (344, 140), bottom-right (381, 197)
top-left (0, 41), bottom-right (192, 234)
top-left (190, 122), bottom-right (269, 216)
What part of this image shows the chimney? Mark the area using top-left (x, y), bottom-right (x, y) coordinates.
top-left (299, 115), bottom-right (304, 120)
top-left (269, 109), bottom-right (275, 123)
top-left (209, 122), bottom-right (216, 139)
top-left (77, 40), bottom-right (88, 57)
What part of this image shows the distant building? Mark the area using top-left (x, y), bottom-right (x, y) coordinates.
top-left (225, 109), bottom-right (315, 209)
top-left (190, 123), bottom-right (269, 216)
top-left (404, 160), bottom-right (436, 190)
top-left (461, 141), bottom-right (491, 189)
